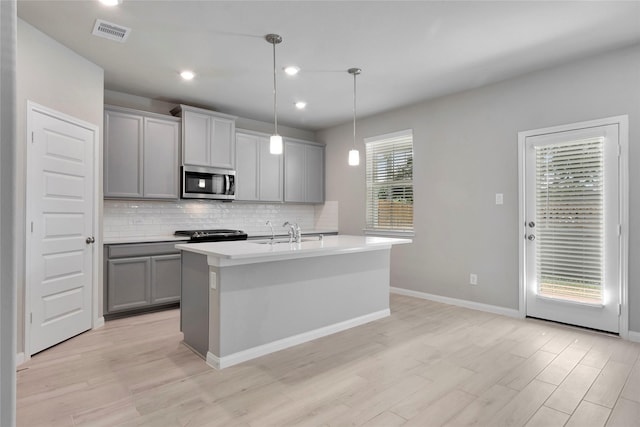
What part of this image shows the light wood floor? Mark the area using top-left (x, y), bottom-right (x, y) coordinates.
top-left (17, 294), bottom-right (640, 427)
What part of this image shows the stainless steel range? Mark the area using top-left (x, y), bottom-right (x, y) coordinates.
top-left (174, 229), bottom-right (248, 243)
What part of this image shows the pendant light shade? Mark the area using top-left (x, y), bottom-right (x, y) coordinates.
top-left (348, 67), bottom-right (361, 166)
top-left (266, 34), bottom-right (283, 155)
top-left (348, 149), bottom-right (360, 166)
top-left (270, 134), bottom-right (283, 154)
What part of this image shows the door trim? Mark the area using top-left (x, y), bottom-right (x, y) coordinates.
top-left (518, 115), bottom-right (629, 338)
top-left (24, 101), bottom-right (102, 359)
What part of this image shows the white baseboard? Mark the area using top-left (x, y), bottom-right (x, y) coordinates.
top-left (206, 309), bottom-right (391, 370)
top-left (206, 352), bottom-right (222, 370)
top-left (628, 330), bottom-right (640, 343)
top-left (15, 352), bottom-right (25, 367)
top-left (93, 316), bottom-right (105, 329)
top-left (391, 287), bottom-right (522, 319)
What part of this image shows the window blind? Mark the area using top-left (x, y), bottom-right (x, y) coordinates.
top-left (365, 130), bottom-right (413, 231)
top-left (535, 138), bottom-right (604, 304)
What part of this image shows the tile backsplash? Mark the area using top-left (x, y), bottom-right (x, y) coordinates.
top-left (103, 200), bottom-right (339, 239)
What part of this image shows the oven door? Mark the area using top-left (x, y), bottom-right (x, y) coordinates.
top-left (182, 166), bottom-right (235, 200)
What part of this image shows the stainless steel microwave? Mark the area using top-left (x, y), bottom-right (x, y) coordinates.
top-left (181, 166), bottom-right (235, 201)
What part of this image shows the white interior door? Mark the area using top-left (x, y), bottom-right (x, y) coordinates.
top-left (523, 123), bottom-right (620, 333)
top-left (27, 105), bottom-right (95, 355)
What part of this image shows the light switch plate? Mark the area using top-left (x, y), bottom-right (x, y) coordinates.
top-left (495, 193), bottom-right (504, 205)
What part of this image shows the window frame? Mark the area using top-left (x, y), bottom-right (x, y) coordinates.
top-left (363, 129), bottom-right (415, 237)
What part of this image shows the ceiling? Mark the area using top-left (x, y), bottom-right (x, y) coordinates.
top-left (17, 1), bottom-right (640, 131)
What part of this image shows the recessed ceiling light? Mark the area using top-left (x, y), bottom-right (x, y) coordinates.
top-left (98, 0), bottom-right (122, 6)
top-left (284, 66), bottom-right (300, 76)
top-left (180, 71), bottom-right (195, 80)
top-left (295, 101), bottom-right (307, 110)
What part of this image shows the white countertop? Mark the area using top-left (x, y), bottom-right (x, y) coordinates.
top-left (104, 235), bottom-right (190, 245)
top-left (103, 229), bottom-right (338, 245)
top-left (247, 229), bottom-right (338, 239)
top-left (176, 235), bottom-right (412, 266)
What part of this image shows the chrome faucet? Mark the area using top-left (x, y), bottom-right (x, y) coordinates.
top-left (283, 221), bottom-right (302, 243)
top-left (265, 220), bottom-right (275, 242)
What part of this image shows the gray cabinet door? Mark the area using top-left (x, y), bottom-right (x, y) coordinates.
top-left (259, 136), bottom-right (283, 202)
top-left (107, 257), bottom-right (151, 312)
top-left (211, 117), bottom-right (235, 169)
top-left (236, 131), bottom-right (283, 202)
top-left (284, 141), bottom-right (306, 202)
top-left (143, 117), bottom-right (179, 199)
top-left (284, 140), bottom-right (325, 203)
top-left (151, 254), bottom-right (181, 304)
top-left (182, 109), bottom-right (211, 167)
top-left (305, 144), bottom-right (325, 203)
top-left (235, 133), bottom-right (259, 201)
top-left (104, 110), bottom-right (143, 198)
top-left (181, 106), bottom-right (236, 169)
top-left (105, 242), bottom-right (182, 316)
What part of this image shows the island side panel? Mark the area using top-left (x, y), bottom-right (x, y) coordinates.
top-left (216, 249), bottom-right (391, 357)
top-left (180, 251), bottom-right (214, 358)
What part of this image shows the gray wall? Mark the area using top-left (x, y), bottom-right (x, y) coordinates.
top-left (1, 2), bottom-right (17, 424)
top-left (104, 89), bottom-right (316, 141)
top-left (317, 44), bottom-right (640, 333)
top-left (16, 20), bottom-right (104, 354)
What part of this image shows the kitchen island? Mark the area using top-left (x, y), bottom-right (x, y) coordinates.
top-left (176, 235), bottom-right (411, 369)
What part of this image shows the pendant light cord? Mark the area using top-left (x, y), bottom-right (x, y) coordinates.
top-left (352, 71), bottom-right (357, 149)
top-left (348, 68), bottom-right (361, 150)
top-left (272, 40), bottom-right (278, 135)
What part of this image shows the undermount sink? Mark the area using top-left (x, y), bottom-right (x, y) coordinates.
top-left (252, 237), bottom-right (322, 245)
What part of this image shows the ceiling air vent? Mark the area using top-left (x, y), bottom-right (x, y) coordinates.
top-left (92, 19), bottom-right (131, 43)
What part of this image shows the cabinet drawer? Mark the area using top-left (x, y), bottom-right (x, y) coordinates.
top-left (108, 242), bottom-right (180, 258)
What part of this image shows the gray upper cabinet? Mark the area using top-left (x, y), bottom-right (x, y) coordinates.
top-left (235, 132), bottom-right (260, 201)
top-left (143, 117), bottom-right (180, 199)
top-left (284, 138), bottom-right (325, 203)
top-left (104, 109), bottom-right (144, 198)
top-left (305, 144), bottom-right (325, 203)
top-left (104, 106), bottom-right (180, 200)
top-left (235, 131), bottom-right (283, 202)
top-left (171, 104), bottom-right (236, 169)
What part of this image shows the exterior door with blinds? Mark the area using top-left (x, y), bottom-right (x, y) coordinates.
top-left (524, 123), bottom-right (620, 333)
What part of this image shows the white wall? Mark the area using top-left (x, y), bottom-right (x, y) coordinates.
top-left (16, 20), bottom-right (104, 354)
top-left (1, 2), bottom-right (17, 424)
top-left (317, 44), bottom-right (640, 332)
top-left (103, 200), bottom-right (337, 240)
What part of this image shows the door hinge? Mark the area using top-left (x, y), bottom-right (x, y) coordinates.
top-left (618, 144), bottom-right (621, 157)
top-left (31, 221), bottom-right (34, 233)
top-left (31, 132), bottom-right (34, 144)
top-left (618, 224), bottom-right (622, 236)
top-left (618, 304), bottom-right (622, 316)
top-left (30, 312), bottom-right (33, 324)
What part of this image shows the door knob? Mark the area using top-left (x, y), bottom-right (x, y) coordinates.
top-left (86, 236), bottom-right (95, 244)
top-left (527, 234), bottom-right (535, 241)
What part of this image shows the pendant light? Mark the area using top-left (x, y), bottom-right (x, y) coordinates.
top-left (348, 67), bottom-right (361, 166)
top-left (266, 34), bottom-right (283, 154)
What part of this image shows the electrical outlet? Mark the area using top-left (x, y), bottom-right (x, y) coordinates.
top-left (470, 274), bottom-right (478, 285)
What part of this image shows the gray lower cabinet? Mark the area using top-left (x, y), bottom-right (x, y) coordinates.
top-left (105, 242), bottom-right (181, 316)
top-left (284, 139), bottom-right (325, 203)
top-left (104, 105), bottom-right (180, 200)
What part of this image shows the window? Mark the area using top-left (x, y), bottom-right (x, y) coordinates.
top-left (535, 138), bottom-right (604, 303)
top-left (365, 129), bottom-right (414, 233)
